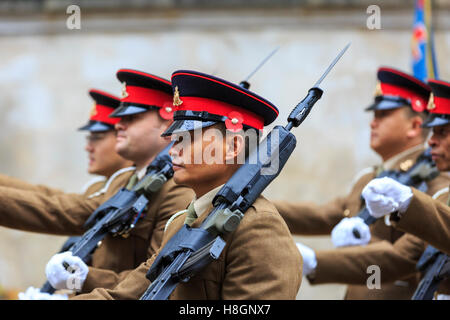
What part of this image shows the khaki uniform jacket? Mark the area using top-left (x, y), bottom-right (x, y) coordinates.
top-left (0, 173), bottom-right (66, 197)
top-left (310, 190), bottom-right (450, 299)
top-left (81, 177), bottom-right (107, 198)
top-left (273, 147), bottom-right (450, 299)
top-left (72, 195), bottom-right (302, 300)
top-left (391, 187), bottom-right (450, 256)
top-left (0, 172), bottom-right (108, 198)
top-left (0, 169), bottom-right (194, 293)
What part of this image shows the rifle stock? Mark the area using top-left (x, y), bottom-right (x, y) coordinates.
top-left (412, 246), bottom-right (450, 300)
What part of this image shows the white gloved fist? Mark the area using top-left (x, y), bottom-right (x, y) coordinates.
top-left (295, 242), bottom-right (317, 277)
top-left (362, 177), bottom-right (413, 218)
top-left (45, 251), bottom-right (88, 292)
top-left (18, 286), bottom-right (68, 300)
top-left (331, 217), bottom-right (371, 247)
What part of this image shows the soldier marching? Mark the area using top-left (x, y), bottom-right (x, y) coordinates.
top-left (0, 57), bottom-right (449, 301)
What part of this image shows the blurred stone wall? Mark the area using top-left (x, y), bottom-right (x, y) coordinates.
top-left (0, 3), bottom-right (449, 299)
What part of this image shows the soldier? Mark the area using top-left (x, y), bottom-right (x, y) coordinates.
top-left (274, 67), bottom-right (450, 299)
top-left (71, 69), bottom-right (302, 300)
top-left (363, 78), bottom-right (450, 255)
top-left (16, 88), bottom-right (134, 299)
top-left (79, 89), bottom-right (134, 196)
top-left (295, 80), bottom-right (450, 299)
top-left (0, 89), bottom-right (133, 198)
top-left (0, 69), bottom-right (194, 298)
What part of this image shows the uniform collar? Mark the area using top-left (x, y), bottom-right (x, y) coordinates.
top-left (193, 184), bottom-right (224, 218)
top-left (382, 144), bottom-right (425, 171)
top-left (136, 166), bottom-right (147, 181)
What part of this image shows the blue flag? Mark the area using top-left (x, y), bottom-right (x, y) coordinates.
top-left (411, 0), bottom-right (439, 81)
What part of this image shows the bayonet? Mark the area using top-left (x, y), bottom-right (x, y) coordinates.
top-left (240, 46), bottom-right (280, 89)
top-left (286, 43), bottom-right (350, 130)
top-left (314, 42), bottom-right (350, 88)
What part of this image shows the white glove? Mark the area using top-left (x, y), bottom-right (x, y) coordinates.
top-left (362, 177), bottom-right (413, 218)
top-left (45, 251), bottom-right (89, 292)
top-left (296, 242), bottom-right (317, 277)
top-left (18, 286), bottom-right (68, 300)
top-left (331, 217), bottom-right (371, 247)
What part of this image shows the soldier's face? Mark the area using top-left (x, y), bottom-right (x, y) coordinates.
top-left (85, 131), bottom-right (132, 177)
top-left (115, 111), bottom-right (169, 166)
top-left (169, 125), bottom-right (243, 197)
top-left (428, 124), bottom-right (450, 171)
top-left (369, 108), bottom-right (419, 159)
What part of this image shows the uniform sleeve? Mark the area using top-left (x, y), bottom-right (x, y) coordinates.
top-left (222, 209), bottom-right (302, 299)
top-left (272, 171), bottom-right (373, 236)
top-left (0, 186), bottom-right (102, 235)
top-left (80, 267), bottom-right (134, 294)
top-left (310, 234), bottom-right (425, 285)
top-left (71, 215), bottom-right (172, 300)
top-left (392, 188), bottom-right (450, 255)
top-left (79, 182), bottom-right (194, 293)
top-left (72, 257), bottom-right (155, 300)
top-left (273, 197), bottom-right (347, 235)
top-left (0, 173), bottom-right (64, 196)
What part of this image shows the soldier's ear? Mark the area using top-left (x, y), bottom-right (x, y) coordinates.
top-left (224, 132), bottom-right (245, 162)
top-left (407, 116), bottom-right (424, 139)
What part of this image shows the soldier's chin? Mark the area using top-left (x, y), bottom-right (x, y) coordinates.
top-left (115, 143), bottom-right (130, 159)
top-left (173, 169), bottom-right (188, 185)
top-left (435, 157), bottom-right (450, 172)
top-left (369, 139), bottom-right (381, 153)
top-left (173, 167), bottom-right (185, 184)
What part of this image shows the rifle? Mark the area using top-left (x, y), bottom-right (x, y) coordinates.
top-left (412, 245), bottom-right (450, 300)
top-left (40, 142), bottom-right (174, 294)
top-left (140, 43), bottom-right (350, 300)
top-left (352, 147), bottom-right (439, 238)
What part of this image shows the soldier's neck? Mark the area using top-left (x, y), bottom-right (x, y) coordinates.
top-left (380, 142), bottom-right (424, 162)
top-left (134, 156), bottom-right (156, 176)
top-left (192, 166), bottom-right (238, 198)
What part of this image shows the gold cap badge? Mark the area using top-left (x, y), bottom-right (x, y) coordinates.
top-left (427, 93), bottom-right (436, 110)
top-left (374, 81), bottom-right (383, 97)
top-left (121, 82), bottom-right (129, 99)
top-left (173, 86), bottom-right (183, 107)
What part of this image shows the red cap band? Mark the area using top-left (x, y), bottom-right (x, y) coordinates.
top-left (122, 85), bottom-right (172, 108)
top-left (176, 96), bottom-right (264, 130)
top-left (430, 96), bottom-right (450, 115)
top-left (91, 104), bottom-right (120, 125)
top-left (380, 82), bottom-right (428, 112)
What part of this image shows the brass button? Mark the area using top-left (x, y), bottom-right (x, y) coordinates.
top-left (343, 209), bottom-right (350, 217)
top-left (400, 159), bottom-right (413, 172)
